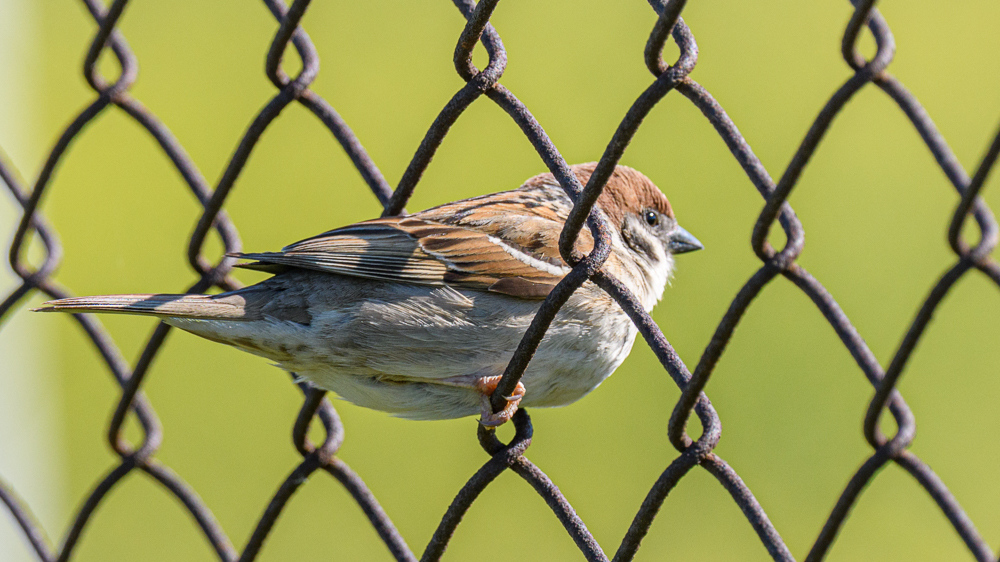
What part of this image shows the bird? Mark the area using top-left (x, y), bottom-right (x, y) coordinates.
top-left (36, 163), bottom-right (702, 426)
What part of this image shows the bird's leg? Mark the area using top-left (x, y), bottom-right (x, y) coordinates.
top-left (475, 375), bottom-right (525, 428)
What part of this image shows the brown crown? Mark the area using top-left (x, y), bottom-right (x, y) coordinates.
top-left (571, 163), bottom-right (673, 227)
top-left (521, 163), bottom-right (673, 227)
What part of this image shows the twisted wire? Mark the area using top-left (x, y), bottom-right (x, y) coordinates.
top-left (1, 1), bottom-right (997, 560)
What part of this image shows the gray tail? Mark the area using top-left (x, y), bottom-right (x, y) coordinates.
top-left (34, 293), bottom-right (248, 320)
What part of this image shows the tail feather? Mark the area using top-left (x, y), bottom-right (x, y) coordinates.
top-left (34, 293), bottom-right (249, 320)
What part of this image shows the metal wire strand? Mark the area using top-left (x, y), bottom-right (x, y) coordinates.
top-left (1, 0), bottom-right (998, 561)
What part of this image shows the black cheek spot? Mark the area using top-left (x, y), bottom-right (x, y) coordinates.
top-left (623, 225), bottom-right (656, 259)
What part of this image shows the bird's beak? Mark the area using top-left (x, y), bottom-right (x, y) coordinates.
top-left (668, 226), bottom-right (703, 254)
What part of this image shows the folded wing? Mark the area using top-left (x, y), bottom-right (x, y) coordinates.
top-left (234, 207), bottom-right (589, 299)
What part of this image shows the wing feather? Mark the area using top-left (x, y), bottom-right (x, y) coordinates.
top-left (232, 186), bottom-right (592, 299)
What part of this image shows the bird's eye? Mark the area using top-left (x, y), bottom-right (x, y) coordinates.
top-left (643, 209), bottom-right (659, 227)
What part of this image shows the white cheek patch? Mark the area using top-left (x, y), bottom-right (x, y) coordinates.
top-left (623, 216), bottom-right (669, 261)
top-left (621, 216), bottom-right (673, 308)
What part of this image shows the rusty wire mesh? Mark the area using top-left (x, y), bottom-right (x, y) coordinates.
top-left (2, 0), bottom-right (1000, 560)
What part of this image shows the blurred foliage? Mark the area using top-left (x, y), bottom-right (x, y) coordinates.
top-left (3, 1), bottom-right (1000, 560)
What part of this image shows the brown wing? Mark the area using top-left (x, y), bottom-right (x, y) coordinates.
top-left (233, 186), bottom-right (596, 299)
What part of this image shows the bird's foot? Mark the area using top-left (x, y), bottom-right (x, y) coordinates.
top-left (476, 376), bottom-right (525, 428)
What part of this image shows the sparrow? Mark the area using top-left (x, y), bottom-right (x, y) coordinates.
top-left (36, 163), bottom-right (702, 426)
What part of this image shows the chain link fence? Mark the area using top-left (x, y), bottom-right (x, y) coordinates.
top-left (2, 0), bottom-right (999, 560)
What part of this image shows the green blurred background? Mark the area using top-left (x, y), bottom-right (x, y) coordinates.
top-left (2, 1), bottom-right (999, 560)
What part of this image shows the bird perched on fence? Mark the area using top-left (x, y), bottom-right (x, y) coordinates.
top-left (36, 163), bottom-right (702, 426)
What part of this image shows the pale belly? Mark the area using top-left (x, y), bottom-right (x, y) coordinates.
top-left (168, 274), bottom-right (640, 421)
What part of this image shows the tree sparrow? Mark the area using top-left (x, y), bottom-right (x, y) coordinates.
top-left (36, 163), bottom-right (702, 426)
